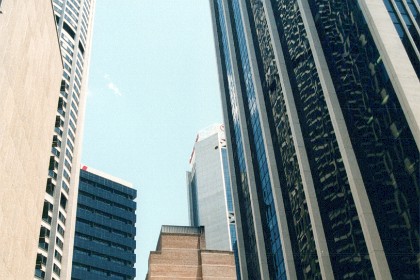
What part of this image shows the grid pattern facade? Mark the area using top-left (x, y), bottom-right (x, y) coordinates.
top-left (71, 168), bottom-right (136, 280)
top-left (34, 0), bottom-right (95, 279)
top-left (210, 0), bottom-right (420, 279)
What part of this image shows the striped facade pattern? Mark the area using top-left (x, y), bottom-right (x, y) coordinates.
top-left (210, 0), bottom-right (419, 279)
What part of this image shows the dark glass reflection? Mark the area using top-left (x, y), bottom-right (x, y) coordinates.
top-left (214, 0), bottom-right (261, 278)
top-left (309, 0), bottom-right (420, 278)
top-left (269, 0), bottom-right (374, 278)
top-left (245, 0), bottom-right (321, 279)
top-left (229, 0), bottom-right (286, 278)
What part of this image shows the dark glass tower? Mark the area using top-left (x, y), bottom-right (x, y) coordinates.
top-left (209, 0), bottom-right (419, 279)
top-left (71, 166), bottom-right (136, 280)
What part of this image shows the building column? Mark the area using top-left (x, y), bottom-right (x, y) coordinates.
top-left (237, 0), bottom-right (298, 278)
top-left (295, 0), bottom-right (393, 278)
top-left (262, 0), bottom-right (335, 279)
top-left (359, 0), bottom-right (420, 148)
top-left (220, 0), bottom-right (271, 277)
top-left (208, 1), bottom-right (248, 278)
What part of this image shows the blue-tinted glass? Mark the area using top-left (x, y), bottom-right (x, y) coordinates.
top-left (230, 0), bottom-right (286, 278)
top-left (309, 0), bottom-right (420, 277)
top-left (214, 0), bottom-right (260, 278)
top-left (72, 170), bottom-right (136, 279)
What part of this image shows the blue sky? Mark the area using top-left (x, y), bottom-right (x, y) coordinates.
top-left (81, 1), bottom-right (222, 278)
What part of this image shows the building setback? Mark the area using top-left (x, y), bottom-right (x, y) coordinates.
top-left (34, 0), bottom-right (96, 279)
top-left (210, 0), bottom-right (419, 279)
top-left (71, 166), bottom-right (137, 280)
top-left (0, 1), bottom-right (63, 279)
top-left (146, 225), bottom-right (237, 280)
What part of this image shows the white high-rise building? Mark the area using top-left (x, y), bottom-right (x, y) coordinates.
top-left (187, 124), bottom-right (240, 278)
top-left (34, 0), bottom-right (95, 279)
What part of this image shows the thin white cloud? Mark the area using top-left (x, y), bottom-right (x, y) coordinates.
top-left (107, 82), bottom-right (122, 96)
top-left (104, 73), bottom-right (123, 96)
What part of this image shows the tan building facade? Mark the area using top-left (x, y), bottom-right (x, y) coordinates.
top-left (0, 1), bottom-right (62, 279)
top-left (146, 226), bottom-right (237, 280)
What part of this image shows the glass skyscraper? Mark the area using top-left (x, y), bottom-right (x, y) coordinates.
top-left (187, 124), bottom-right (240, 278)
top-left (210, 0), bottom-right (419, 279)
top-left (71, 166), bottom-right (137, 280)
top-left (34, 0), bottom-right (96, 279)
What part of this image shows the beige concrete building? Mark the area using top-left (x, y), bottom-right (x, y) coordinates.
top-left (0, 1), bottom-right (62, 279)
top-left (146, 226), bottom-right (237, 280)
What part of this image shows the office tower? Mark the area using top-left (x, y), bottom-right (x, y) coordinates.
top-left (0, 1), bottom-right (62, 279)
top-left (187, 124), bottom-right (241, 278)
top-left (187, 124), bottom-right (237, 250)
top-left (210, 0), bottom-right (419, 279)
top-left (146, 225), bottom-right (237, 280)
top-left (71, 166), bottom-right (137, 280)
top-left (34, 0), bottom-right (96, 279)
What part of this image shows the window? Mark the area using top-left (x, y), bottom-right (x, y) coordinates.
top-left (58, 211), bottom-right (66, 223)
top-left (64, 159), bottom-right (72, 172)
top-left (57, 224), bottom-right (65, 237)
top-left (54, 250), bottom-right (62, 263)
top-left (46, 178), bottom-right (55, 196)
top-left (60, 193), bottom-right (68, 210)
top-left (42, 201), bottom-right (53, 224)
top-left (62, 181), bottom-right (69, 194)
top-left (56, 237), bottom-right (64, 249)
top-left (62, 21), bottom-right (75, 39)
top-left (90, 267), bottom-right (107, 276)
top-left (53, 264), bottom-right (61, 277)
top-left (34, 268), bottom-right (45, 279)
top-left (63, 169), bottom-right (71, 183)
top-left (52, 135), bottom-right (61, 148)
top-left (66, 148), bottom-right (73, 161)
top-left (73, 263), bottom-right (88, 271)
top-left (35, 253), bottom-right (47, 268)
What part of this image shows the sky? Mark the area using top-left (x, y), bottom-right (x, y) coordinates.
top-left (81, 1), bottom-right (222, 278)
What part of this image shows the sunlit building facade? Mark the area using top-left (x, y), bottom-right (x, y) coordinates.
top-left (71, 166), bottom-right (136, 280)
top-left (210, 0), bottom-right (419, 279)
top-left (146, 226), bottom-right (236, 280)
top-left (187, 124), bottom-right (240, 277)
top-left (34, 0), bottom-right (96, 279)
top-left (0, 1), bottom-right (62, 279)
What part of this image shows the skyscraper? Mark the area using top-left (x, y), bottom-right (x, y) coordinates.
top-left (0, 1), bottom-right (62, 279)
top-left (187, 124), bottom-right (240, 277)
top-left (71, 166), bottom-right (137, 280)
top-left (187, 124), bottom-right (237, 250)
top-left (210, 0), bottom-right (419, 279)
top-left (34, 0), bottom-right (96, 279)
